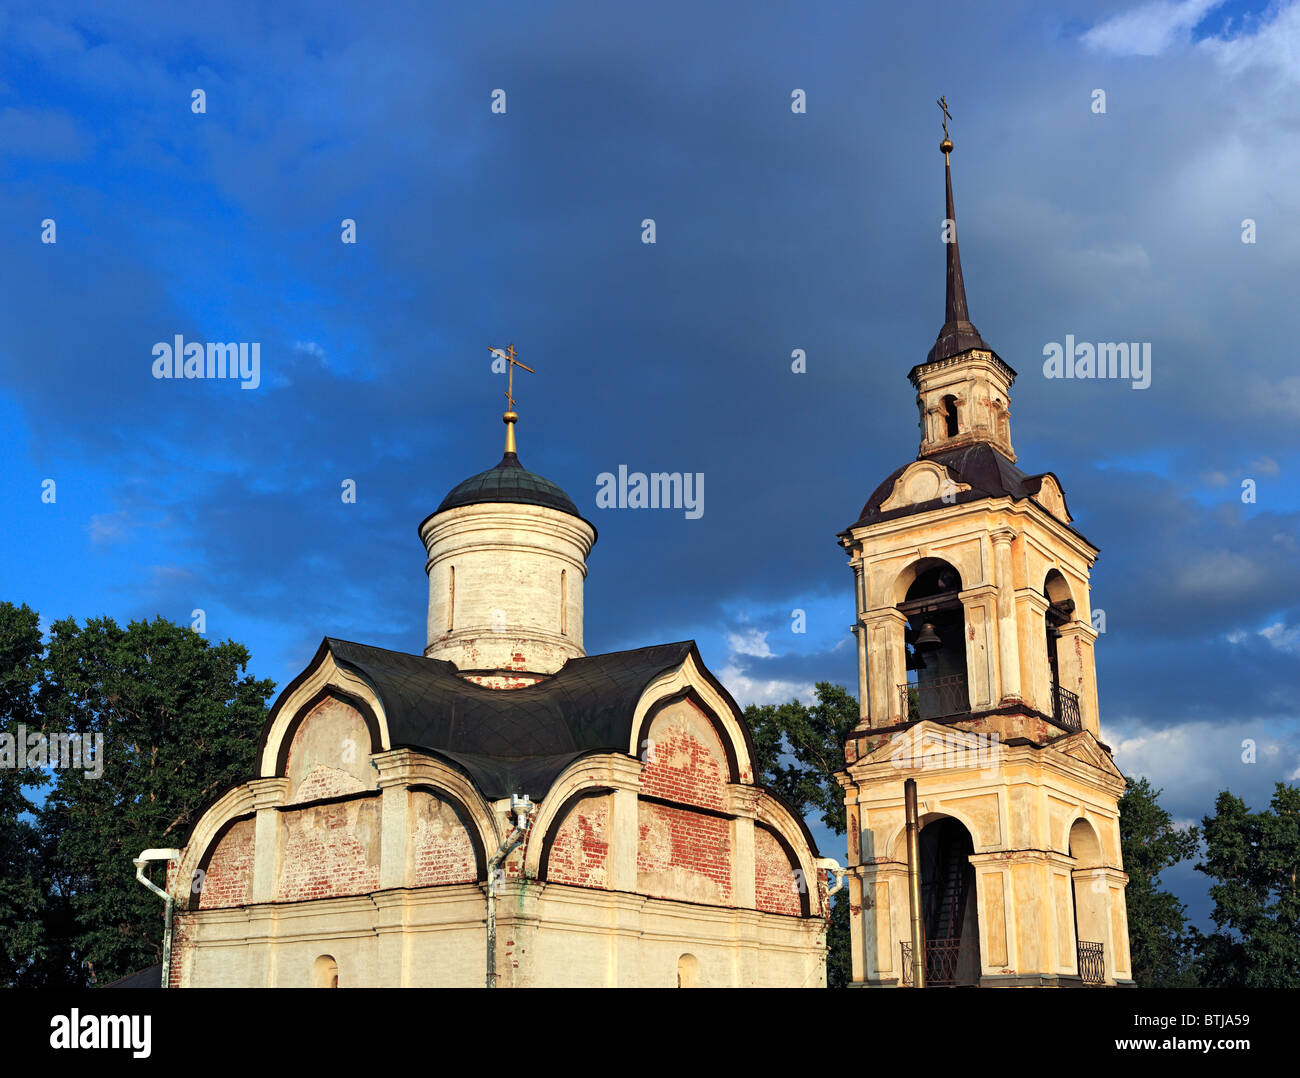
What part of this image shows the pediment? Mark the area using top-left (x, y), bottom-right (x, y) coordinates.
top-left (1052, 730), bottom-right (1123, 780)
top-left (1032, 475), bottom-right (1071, 523)
top-left (879, 461), bottom-right (971, 512)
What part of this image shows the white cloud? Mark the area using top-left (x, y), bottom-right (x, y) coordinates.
top-left (1083, 0), bottom-right (1225, 57)
top-left (727, 628), bottom-right (773, 658)
top-left (1260, 621), bottom-right (1300, 653)
top-left (1200, 0), bottom-right (1300, 80)
top-left (87, 510), bottom-right (132, 545)
top-left (717, 663), bottom-right (814, 709)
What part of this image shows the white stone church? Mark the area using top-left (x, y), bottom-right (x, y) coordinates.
top-left (159, 405), bottom-right (832, 988)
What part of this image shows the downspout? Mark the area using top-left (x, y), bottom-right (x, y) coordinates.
top-left (133, 848), bottom-right (182, 989)
top-left (816, 856), bottom-right (847, 898)
top-left (485, 794), bottom-right (532, 989)
top-left (904, 778), bottom-right (926, 988)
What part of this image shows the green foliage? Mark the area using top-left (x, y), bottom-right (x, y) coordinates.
top-left (1117, 775), bottom-right (1199, 987)
top-left (25, 612), bottom-right (274, 986)
top-left (1194, 782), bottom-right (1300, 988)
top-left (824, 887), bottom-right (850, 988)
top-left (745, 682), bottom-right (858, 986)
top-left (0, 602), bottom-right (50, 986)
top-left (744, 682), bottom-right (858, 835)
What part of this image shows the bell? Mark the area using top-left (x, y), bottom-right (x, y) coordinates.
top-left (915, 622), bottom-right (942, 651)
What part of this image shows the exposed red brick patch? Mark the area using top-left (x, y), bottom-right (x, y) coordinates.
top-left (754, 825), bottom-right (802, 915)
top-left (198, 818), bottom-right (255, 910)
top-left (547, 794), bottom-right (610, 888)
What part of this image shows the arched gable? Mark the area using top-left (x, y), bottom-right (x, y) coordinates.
top-left (258, 643), bottom-right (390, 778)
top-left (283, 692), bottom-right (378, 803)
top-left (628, 649), bottom-right (754, 785)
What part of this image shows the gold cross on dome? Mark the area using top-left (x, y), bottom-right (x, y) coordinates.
top-left (490, 343), bottom-right (535, 412)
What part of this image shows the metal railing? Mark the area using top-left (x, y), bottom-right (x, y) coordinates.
top-left (1077, 940), bottom-right (1105, 985)
top-left (899, 674), bottom-right (970, 722)
top-left (1051, 683), bottom-right (1082, 731)
top-left (899, 939), bottom-right (963, 987)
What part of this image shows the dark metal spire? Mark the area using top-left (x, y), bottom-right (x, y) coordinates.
top-left (927, 105), bottom-right (989, 364)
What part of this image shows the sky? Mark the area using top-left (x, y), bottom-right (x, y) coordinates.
top-left (1, 0), bottom-right (1297, 933)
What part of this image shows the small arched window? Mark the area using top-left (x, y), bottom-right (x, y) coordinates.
top-left (942, 395), bottom-right (959, 438)
top-left (560, 569), bottom-right (567, 636)
top-left (676, 953), bottom-right (699, 988)
top-left (448, 566), bottom-right (455, 631)
top-left (313, 954), bottom-right (338, 988)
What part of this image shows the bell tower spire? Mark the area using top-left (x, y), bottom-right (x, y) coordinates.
top-left (909, 100), bottom-right (1017, 461)
top-left (932, 98), bottom-right (989, 364)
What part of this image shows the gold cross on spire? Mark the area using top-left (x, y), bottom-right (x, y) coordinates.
top-left (489, 342), bottom-right (535, 454)
top-left (937, 96), bottom-right (953, 161)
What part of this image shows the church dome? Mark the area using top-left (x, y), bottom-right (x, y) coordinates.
top-left (436, 451), bottom-right (581, 518)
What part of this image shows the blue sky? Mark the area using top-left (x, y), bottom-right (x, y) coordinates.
top-left (2, 0), bottom-right (1298, 932)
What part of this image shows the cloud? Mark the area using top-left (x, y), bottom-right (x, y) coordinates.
top-left (1082, 0), bottom-right (1225, 57)
top-left (717, 662), bottom-right (815, 709)
top-left (727, 628), bottom-right (773, 658)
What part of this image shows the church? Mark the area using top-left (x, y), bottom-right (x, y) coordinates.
top-left (148, 111), bottom-right (1132, 989)
top-left (158, 355), bottom-right (833, 988)
top-left (833, 113), bottom-right (1133, 987)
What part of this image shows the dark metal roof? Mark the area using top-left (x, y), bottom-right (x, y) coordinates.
top-left (843, 443), bottom-right (1081, 537)
top-left (104, 964), bottom-right (161, 988)
top-left (435, 451), bottom-right (582, 518)
top-left (927, 154), bottom-right (992, 365)
top-left (314, 637), bottom-right (732, 801)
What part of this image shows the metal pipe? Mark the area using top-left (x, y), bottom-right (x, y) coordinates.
top-left (904, 779), bottom-right (925, 988)
top-left (816, 856), bottom-right (848, 898)
top-left (133, 848), bottom-right (182, 989)
top-left (485, 794), bottom-right (532, 988)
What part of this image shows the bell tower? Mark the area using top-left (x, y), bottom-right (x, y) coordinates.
top-left (834, 105), bottom-right (1132, 988)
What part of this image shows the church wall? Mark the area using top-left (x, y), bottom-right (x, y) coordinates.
top-left (545, 792), bottom-right (610, 889)
top-left (410, 790), bottom-right (478, 886)
top-left (276, 796), bottom-right (381, 902)
top-left (754, 825), bottom-right (802, 916)
top-left (525, 886), bottom-right (826, 987)
top-left (198, 817), bottom-right (255, 909)
top-left (640, 697), bottom-right (729, 810)
top-left (284, 695), bottom-right (376, 804)
top-left (636, 801), bottom-right (732, 905)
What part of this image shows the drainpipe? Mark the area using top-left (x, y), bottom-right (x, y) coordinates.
top-left (485, 794), bottom-right (532, 989)
top-left (816, 856), bottom-right (847, 898)
top-left (133, 848), bottom-right (182, 989)
top-left (904, 778), bottom-right (926, 988)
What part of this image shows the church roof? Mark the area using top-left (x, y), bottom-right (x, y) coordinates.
top-left (843, 443), bottom-right (1081, 536)
top-left (434, 451), bottom-right (583, 519)
top-left (300, 637), bottom-right (747, 801)
top-left (927, 138), bottom-right (993, 366)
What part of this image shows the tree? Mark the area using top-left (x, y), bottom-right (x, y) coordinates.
top-left (1194, 782), bottom-right (1300, 988)
top-left (1117, 775), bottom-right (1198, 986)
top-left (37, 615), bottom-right (275, 985)
top-left (0, 602), bottom-right (51, 987)
top-left (745, 682), bottom-right (858, 986)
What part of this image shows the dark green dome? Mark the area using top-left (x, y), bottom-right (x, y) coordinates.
top-left (435, 451), bottom-right (581, 518)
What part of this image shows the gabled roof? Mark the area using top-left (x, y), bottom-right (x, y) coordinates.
top-left (293, 638), bottom-right (742, 801)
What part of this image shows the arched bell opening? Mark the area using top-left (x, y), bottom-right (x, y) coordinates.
top-left (899, 561), bottom-right (968, 721)
top-left (1069, 819), bottom-right (1108, 985)
top-left (903, 816), bottom-right (981, 987)
top-left (1044, 570), bottom-right (1080, 730)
